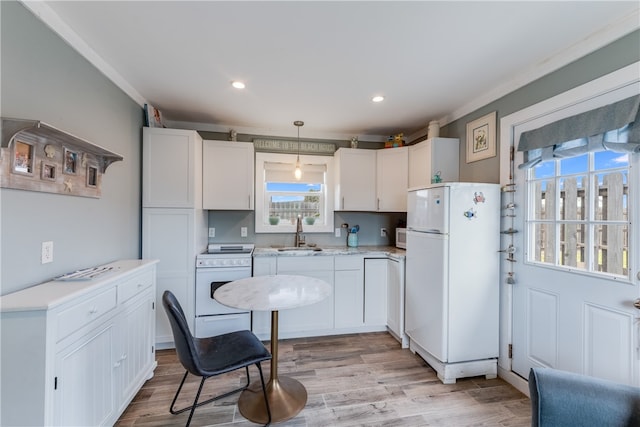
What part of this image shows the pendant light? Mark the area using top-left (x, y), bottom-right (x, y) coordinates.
top-left (294, 120), bottom-right (304, 180)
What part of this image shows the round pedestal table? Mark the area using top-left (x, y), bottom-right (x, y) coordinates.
top-left (214, 274), bottom-right (331, 424)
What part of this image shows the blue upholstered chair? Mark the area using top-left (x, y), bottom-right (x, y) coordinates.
top-left (529, 367), bottom-right (640, 426)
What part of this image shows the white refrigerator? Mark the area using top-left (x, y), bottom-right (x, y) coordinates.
top-left (405, 182), bottom-right (500, 384)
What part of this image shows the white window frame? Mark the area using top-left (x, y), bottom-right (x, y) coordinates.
top-left (525, 152), bottom-right (631, 279)
top-left (255, 152), bottom-right (334, 233)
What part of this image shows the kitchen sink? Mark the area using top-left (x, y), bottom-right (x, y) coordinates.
top-left (276, 247), bottom-right (323, 253)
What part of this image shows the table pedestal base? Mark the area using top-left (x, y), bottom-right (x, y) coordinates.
top-left (238, 376), bottom-right (307, 424)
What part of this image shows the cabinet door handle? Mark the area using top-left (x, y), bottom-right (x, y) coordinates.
top-left (342, 197), bottom-right (345, 210)
top-left (377, 198), bottom-right (380, 210)
top-left (248, 195), bottom-right (251, 209)
top-left (89, 306), bottom-right (98, 314)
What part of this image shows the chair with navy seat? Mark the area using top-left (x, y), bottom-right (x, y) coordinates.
top-left (162, 290), bottom-right (272, 426)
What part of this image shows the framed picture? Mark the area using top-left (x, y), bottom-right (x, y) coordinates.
top-left (144, 103), bottom-right (164, 128)
top-left (63, 147), bottom-right (78, 174)
top-left (41, 162), bottom-right (57, 181)
top-left (466, 111), bottom-right (497, 163)
top-left (86, 164), bottom-right (99, 187)
top-left (12, 140), bottom-right (35, 175)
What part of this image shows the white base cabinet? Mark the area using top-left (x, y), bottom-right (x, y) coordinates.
top-left (364, 258), bottom-right (388, 326)
top-left (334, 255), bottom-right (365, 328)
top-left (386, 258), bottom-right (408, 347)
top-left (252, 257), bottom-right (334, 338)
top-left (252, 254), bottom-right (403, 340)
top-left (0, 260), bottom-right (157, 427)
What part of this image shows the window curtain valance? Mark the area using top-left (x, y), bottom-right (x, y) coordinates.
top-left (517, 94), bottom-right (640, 169)
top-left (264, 161), bottom-right (326, 183)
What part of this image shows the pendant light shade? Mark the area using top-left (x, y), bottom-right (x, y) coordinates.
top-left (294, 120), bottom-right (304, 181)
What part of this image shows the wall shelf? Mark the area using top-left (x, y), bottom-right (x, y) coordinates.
top-left (0, 118), bottom-right (124, 198)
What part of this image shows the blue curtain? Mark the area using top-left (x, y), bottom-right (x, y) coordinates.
top-left (517, 95), bottom-right (640, 169)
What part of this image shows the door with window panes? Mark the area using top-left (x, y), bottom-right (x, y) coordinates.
top-left (508, 77), bottom-right (640, 386)
top-left (512, 134), bottom-right (639, 387)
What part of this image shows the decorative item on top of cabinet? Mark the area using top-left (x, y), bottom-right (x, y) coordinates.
top-left (0, 118), bottom-right (123, 198)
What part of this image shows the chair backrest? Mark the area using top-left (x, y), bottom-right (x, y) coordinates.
top-left (162, 290), bottom-right (203, 376)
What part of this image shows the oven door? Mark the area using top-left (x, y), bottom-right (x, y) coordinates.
top-left (195, 267), bottom-right (250, 316)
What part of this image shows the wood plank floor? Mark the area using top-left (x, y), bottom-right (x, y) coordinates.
top-left (116, 333), bottom-right (531, 426)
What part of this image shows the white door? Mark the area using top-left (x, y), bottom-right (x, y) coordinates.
top-left (505, 66), bottom-right (640, 386)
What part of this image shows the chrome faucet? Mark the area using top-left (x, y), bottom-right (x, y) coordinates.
top-left (295, 216), bottom-right (305, 247)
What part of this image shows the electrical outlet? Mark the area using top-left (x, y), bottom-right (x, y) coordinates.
top-left (41, 241), bottom-right (53, 264)
top-left (208, 227), bottom-right (215, 238)
top-left (241, 227), bottom-right (247, 237)
top-left (335, 228), bottom-right (341, 237)
top-left (381, 228), bottom-right (387, 237)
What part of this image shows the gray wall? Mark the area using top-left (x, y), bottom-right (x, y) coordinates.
top-left (443, 30), bottom-right (640, 183)
top-left (1, 1), bottom-right (144, 295)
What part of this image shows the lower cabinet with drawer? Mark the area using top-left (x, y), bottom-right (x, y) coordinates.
top-left (252, 256), bottom-right (335, 339)
top-left (0, 259), bottom-right (157, 427)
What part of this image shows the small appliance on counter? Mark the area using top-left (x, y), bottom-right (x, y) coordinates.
top-left (395, 227), bottom-right (407, 249)
top-left (347, 225), bottom-right (359, 247)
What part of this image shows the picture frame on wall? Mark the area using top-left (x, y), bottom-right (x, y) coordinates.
top-left (41, 162), bottom-right (57, 181)
top-left (63, 147), bottom-right (78, 174)
top-left (466, 111), bottom-right (497, 163)
top-left (12, 140), bottom-right (35, 175)
top-left (144, 103), bottom-right (164, 128)
top-left (86, 164), bottom-right (99, 187)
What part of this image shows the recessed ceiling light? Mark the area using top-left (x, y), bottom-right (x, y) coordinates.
top-left (372, 95), bottom-right (384, 103)
top-left (232, 81), bottom-right (246, 89)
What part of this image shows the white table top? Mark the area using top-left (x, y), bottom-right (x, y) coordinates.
top-left (214, 275), bottom-right (332, 312)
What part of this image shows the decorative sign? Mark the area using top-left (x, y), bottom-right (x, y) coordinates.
top-left (253, 139), bottom-right (336, 155)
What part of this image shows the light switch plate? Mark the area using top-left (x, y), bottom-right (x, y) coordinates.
top-left (241, 227), bottom-right (247, 237)
top-left (208, 227), bottom-right (215, 238)
top-left (335, 228), bottom-right (341, 237)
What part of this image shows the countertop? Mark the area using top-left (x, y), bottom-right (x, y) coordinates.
top-left (253, 245), bottom-right (405, 260)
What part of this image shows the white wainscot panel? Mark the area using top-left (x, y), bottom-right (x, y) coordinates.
top-left (583, 303), bottom-right (633, 384)
top-left (527, 289), bottom-right (558, 367)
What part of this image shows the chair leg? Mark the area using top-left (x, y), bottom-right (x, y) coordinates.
top-left (186, 376), bottom-right (207, 427)
top-left (169, 371), bottom-right (190, 415)
top-left (256, 362), bottom-right (272, 427)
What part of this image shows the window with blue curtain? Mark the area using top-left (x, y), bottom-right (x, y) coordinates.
top-left (517, 95), bottom-right (640, 169)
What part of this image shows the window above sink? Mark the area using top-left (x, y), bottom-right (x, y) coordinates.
top-left (255, 152), bottom-right (334, 233)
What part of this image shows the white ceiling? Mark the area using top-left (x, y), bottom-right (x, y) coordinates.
top-left (29, 1), bottom-right (639, 141)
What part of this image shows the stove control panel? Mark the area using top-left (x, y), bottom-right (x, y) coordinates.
top-left (196, 257), bottom-right (252, 268)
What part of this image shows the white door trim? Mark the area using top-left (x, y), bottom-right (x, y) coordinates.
top-left (498, 61), bottom-right (640, 392)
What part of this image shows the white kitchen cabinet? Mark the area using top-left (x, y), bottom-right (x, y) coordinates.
top-left (334, 255), bottom-right (364, 328)
top-left (386, 258), bottom-right (408, 347)
top-left (142, 208), bottom-right (206, 346)
top-left (376, 147), bottom-right (408, 212)
top-left (0, 260), bottom-right (157, 427)
top-left (364, 258), bottom-right (388, 326)
top-left (334, 148), bottom-right (377, 211)
top-left (408, 137), bottom-right (459, 189)
top-left (142, 127), bottom-right (207, 347)
top-left (142, 127), bottom-right (203, 208)
top-left (252, 256), bottom-right (335, 339)
top-left (203, 140), bottom-right (254, 210)
top-left (252, 256), bottom-right (277, 277)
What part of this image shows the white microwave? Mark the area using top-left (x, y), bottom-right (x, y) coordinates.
top-left (395, 228), bottom-right (407, 249)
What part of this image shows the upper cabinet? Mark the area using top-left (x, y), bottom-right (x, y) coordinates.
top-left (377, 146), bottom-right (408, 212)
top-left (142, 127), bottom-right (202, 208)
top-left (408, 137), bottom-right (459, 189)
top-left (334, 148), bottom-right (377, 211)
top-left (334, 147), bottom-right (408, 212)
top-left (202, 140), bottom-right (254, 210)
